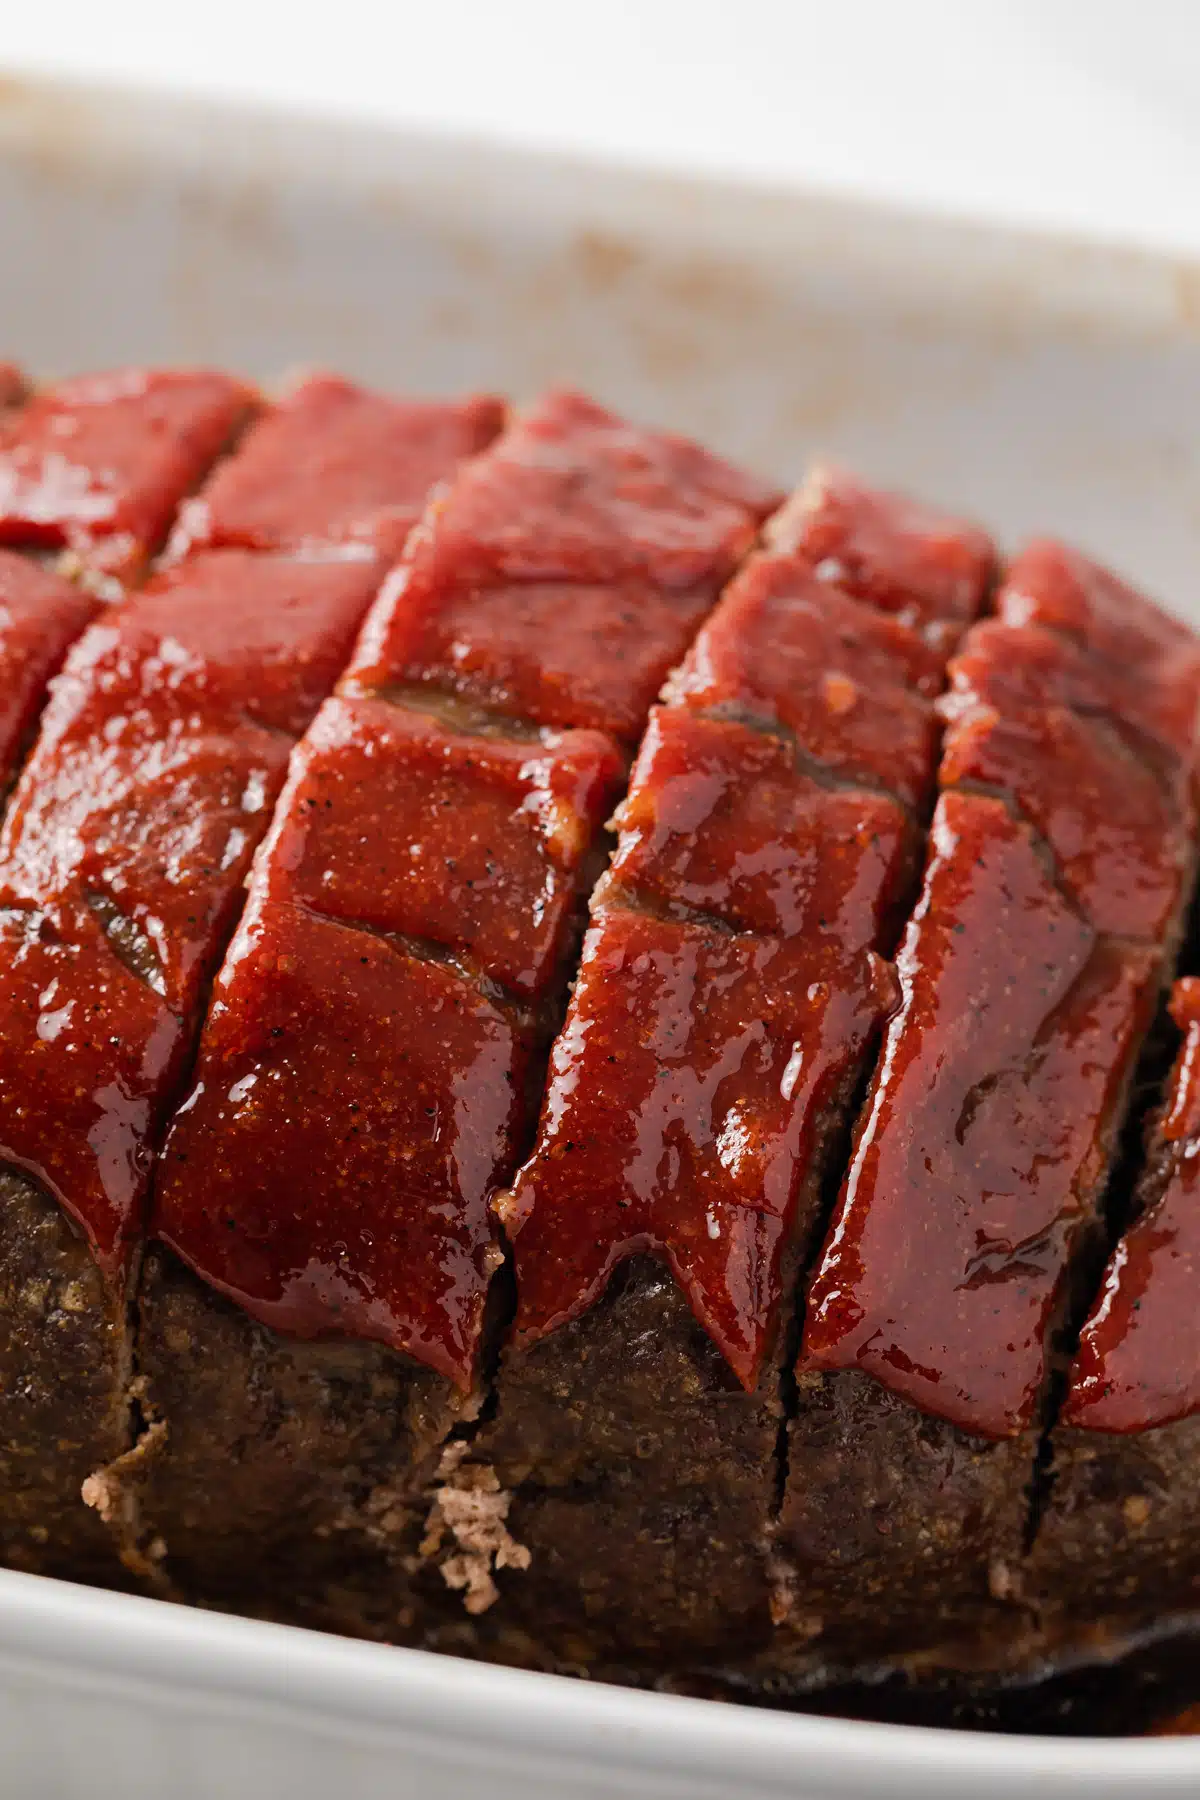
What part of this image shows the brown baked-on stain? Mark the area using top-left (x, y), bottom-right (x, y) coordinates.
top-left (572, 231), bottom-right (645, 294)
top-left (0, 76), bottom-right (134, 201)
top-left (1173, 261), bottom-right (1200, 337)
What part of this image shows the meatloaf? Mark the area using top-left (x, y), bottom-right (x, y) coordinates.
top-left (131, 389), bottom-right (780, 1633)
top-left (0, 367), bottom-right (253, 1579)
top-left (3, 360), bottom-right (1200, 1725)
top-left (0, 368), bottom-right (502, 1581)
top-left (430, 471), bottom-right (995, 1672)
top-left (774, 543), bottom-right (1200, 1681)
top-left (1029, 972), bottom-right (1200, 1654)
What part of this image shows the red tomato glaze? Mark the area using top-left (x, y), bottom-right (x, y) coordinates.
top-left (167, 378), bottom-right (505, 561)
top-left (0, 554), bottom-right (385, 1275)
top-left (154, 391), bottom-right (778, 1384)
top-left (941, 620), bottom-right (1195, 942)
top-left (0, 382), bottom-right (490, 1280)
top-left (505, 481), bottom-right (994, 1389)
top-left (157, 896), bottom-right (530, 1385)
top-left (800, 544), bottom-right (1200, 1438)
top-left (0, 369), bottom-right (254, 584)
top-left (999, 540), bottom-right (1199, 687)
top-left (254, 695), bottom-right (623, 998)
top-left (770, 463), bottom-right (995, 649)
top-left (802, 792), bottom-right (1158, 1437)
top-left (664, 556), bottom-right (943, 810)
top-left (610, 709), bottom-right (913, 942)
top-left (0, 550), bottom-right (97, 791)
top-left (345, 388), bottom-right (782, 744)
top-left (1061, 978), bottom-right (1200, 1432)
top-left (505, 882), bottom-right (899, 1389)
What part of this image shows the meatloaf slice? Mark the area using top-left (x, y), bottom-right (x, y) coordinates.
top-left (0, 369), bottom-right (255, 590)
top-left (1029, 975), bottom-right (1200, 1656)
top-left (134, 389), bottom-right (779, 1636)
top-left (431, 473), bottom-right (994, 1675)
top-left (0, 553), bottom-right (386, 1575)
top-left (774, 545), bottom-right (1200, 1684)
top-left (0, 381), bottom-right (498, 1583)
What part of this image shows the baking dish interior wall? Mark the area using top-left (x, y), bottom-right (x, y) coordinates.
top-left (1, 77), bottom-right (1200, 616)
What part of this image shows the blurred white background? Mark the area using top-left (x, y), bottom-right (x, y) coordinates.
top-left (5, 0), bottom-right (1200, 254)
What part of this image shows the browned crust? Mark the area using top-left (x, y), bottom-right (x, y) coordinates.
top-left (123, 1247), bottom-right (463, 1639)
top-left (425, 1256), bottom-right (783, 1671)
top-left (775, 1369), bottom-right (1040, 1675)
top-left (0, 1167), bottom-right (129, 1583)
top-left (1030, 1412), bottom-right (1200, 1653)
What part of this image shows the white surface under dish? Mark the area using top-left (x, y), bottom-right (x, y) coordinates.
top-left (1, 67), bottom-right (1200, 1800)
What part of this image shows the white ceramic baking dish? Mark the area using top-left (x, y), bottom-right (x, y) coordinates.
top-left (1, 66), bottom-right (1200, 1800)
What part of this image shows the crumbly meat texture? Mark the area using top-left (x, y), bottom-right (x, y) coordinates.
top-left (423, 1257), bottom-right (783, 1670)
top-left (429, 475), bottom-right (992, 1675)
top-left (126, 1247), bottom-right (459, 1638)
top-left (773, 1370), bottom-right (1041, 1675)
top-left (131, 389), bottom-right (776, 1633)
top-left (0, 1169), bottom-right (130, 1584)
top-left (1029, 1408), bottom-right (1200, 1663)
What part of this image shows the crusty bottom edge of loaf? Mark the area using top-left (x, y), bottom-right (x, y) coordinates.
top-left (0, 1166), bottom-right (132, 1585)
top-left (119, 1246), bottom-right (467, 1640)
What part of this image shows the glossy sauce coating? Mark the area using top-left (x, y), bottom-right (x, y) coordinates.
top-left (999, 540), bottom-right (1200, 691)
top-left (0, 369), bottom-right (254, 584)
top-left (610, 709), bottom-right (913, 941)
top-left (998, 543), bottom-right (1200, 786)
top-left (506, 481), bottom-right (993, 1388)
top-left (0, 551), bottom-right (97, 792)
top-left (505, 878), bottom-right (899, 1389)
top-left (0, 382), bottom-right (490, 1278)
top-left (941, 620), bottom-right (1194, 942)
top-left (255, 695), bottom-right (623, 997)
top-left (345, 388), bottom-right (781, 743)
top-left (801, 543), bottom-right (1200, 1438)
top-left (166, 378), bottom-right (505, 561)
top-left (802, 793), bottom-right (1158, 1436)
top-left (155, 391), bottom-right (776, 1383)
top-left (156, 896), bottom-right (528, 1385)
top-left (0, 901), bottom-right (182, 1269)
top-left (0, 554), bottom-right (385, 1274)
top-left (665, 557), bottom-right (942, 810)
top-left (1061, 979), bottom-right (1200, 1432)
top-left (770, 463), bottom-right (995, 648)
top-left (1, 555), bottom-right (386, 999)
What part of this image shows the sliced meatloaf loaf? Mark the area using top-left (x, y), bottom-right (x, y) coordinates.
top-left (4, 362), bottom-right (1200, 1723)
